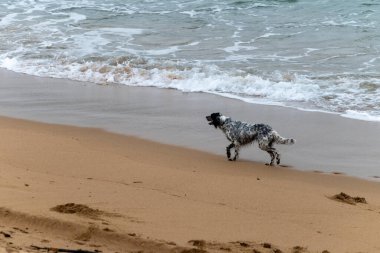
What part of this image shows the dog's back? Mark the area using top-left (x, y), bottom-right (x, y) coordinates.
top-left (221, 118), bottom-right (264, 146)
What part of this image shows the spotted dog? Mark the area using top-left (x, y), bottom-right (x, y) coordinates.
top-left (206, 112), bottom-right (295, 166)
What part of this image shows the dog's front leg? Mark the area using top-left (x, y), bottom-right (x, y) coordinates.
top-left (226, 143), bottom-right (235, 161)
top-left (232, 144), bottom-right (240, 161)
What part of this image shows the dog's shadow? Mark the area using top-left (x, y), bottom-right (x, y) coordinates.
top-left (268, 164), bottom-right (291, 168)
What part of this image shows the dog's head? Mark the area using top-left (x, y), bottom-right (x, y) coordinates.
top-left (206, 112), bottom-right (227, 128)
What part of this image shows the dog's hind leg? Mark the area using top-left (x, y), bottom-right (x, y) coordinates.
top-left (269, 140), bottom-right (281, 165)
top-left (259, 142), bottom-right (278, 166)
top-left (232, 144), bottom-right (240, 161)
top-left (226, 143), bottom-right (235, 161)
top-left (276, 152), bottom-right (281, 165)
top-left (267, 150), bottom-right (276, 166)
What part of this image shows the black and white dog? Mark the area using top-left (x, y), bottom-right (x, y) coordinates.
top-left (206, 112), bottom-right (295, 166)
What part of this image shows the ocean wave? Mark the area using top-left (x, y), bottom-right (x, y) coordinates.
top-left (1, 53), bottom-right (379, 122)
top-left (1, 0), bottom-right (379, 122)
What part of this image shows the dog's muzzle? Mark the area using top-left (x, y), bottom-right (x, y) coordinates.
top-left (206, 115), bottom-right (213, 125)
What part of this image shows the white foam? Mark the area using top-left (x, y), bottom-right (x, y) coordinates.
top-left (342, 110), bottom-right (380, 122)
top-left (47, 12), bottom-right (87, 24)
top-left (0, 13), bottom-right (18, 26)
top-left (223, 42), bottom-right (257, 53)
top-left (98, 27), bottom-right (144, 36)
top-left (181, 10), bottom-right (197, 17)
top-left (187, 41), bottom-right (200, 46)
top-left (322, 19), bottom-right (372, 28)
top-left (0, 57), bottom-right (19, 69)
top-left (144, 46), bottom-right (180, 56)
top-left (252, 3), bottom-right (274, 8)
top-left (68, 12), bottom-right (87, 23)
top-left (122, 46), bottom-right (180, 56)
top-left (257, 33), bottom-right (282, 38)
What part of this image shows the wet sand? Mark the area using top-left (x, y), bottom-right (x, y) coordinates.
top-left (0, 69), bottom-right (379, 179)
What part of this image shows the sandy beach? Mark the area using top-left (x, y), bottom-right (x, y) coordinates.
top-left (1, 116), bottom-right (380, 253)
top-left (0, 70), bottom-right (380, 252)
top-left (1, 1), bottom-right (380, 251)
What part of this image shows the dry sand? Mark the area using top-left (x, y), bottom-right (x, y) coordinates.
top-left (1, 116), bottom-right (380, 253)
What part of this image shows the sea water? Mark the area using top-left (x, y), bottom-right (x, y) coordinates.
top-left (0, 0), bottom-right (379, 121)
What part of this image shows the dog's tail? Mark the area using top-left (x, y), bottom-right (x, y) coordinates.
top-left (273, 131), bottom-right (295, 145)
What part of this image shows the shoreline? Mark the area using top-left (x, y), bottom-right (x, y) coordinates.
top-left (0, 69), bottom-right (379, 180)
top-left (207, 91), bottom-right (380, 123)
top-left (1, 116), bottom-right (380, 253)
